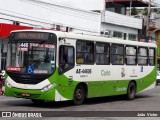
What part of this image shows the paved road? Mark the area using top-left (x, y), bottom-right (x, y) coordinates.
top-left (0, 85), bottom-right (160, 120)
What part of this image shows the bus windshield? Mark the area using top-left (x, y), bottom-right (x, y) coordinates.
top-left (6, 42), bottom-right (56, 74)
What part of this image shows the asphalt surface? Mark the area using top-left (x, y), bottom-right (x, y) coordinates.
top-left (0, 85), bottom-right (160, 120)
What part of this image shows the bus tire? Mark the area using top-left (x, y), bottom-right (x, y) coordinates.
top-left (31, 99), bottom-right (44, 105)
top-left (73, 85), bottom-right (85, 105)
top-left (127, 82), bottom-right (136, 100)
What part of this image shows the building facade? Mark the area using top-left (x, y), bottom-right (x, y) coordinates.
top-left (0, 0), bottom-right (156, 71)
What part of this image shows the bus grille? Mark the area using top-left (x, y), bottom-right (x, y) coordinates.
top-left (7, 72), bottom-right (49, 85)
top-left (13, 78), bottom-right (43, 84)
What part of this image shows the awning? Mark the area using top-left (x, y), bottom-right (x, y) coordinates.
top-left (0, 23), bottom-right (33, 38)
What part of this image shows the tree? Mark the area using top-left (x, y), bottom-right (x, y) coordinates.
top-left (131, 7), bottom-right (138, 15)
top-left (143, 8), bottom-right (148, 16)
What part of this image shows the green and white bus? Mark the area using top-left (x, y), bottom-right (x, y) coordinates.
top-left (5, 30), bottom-right (157, 105)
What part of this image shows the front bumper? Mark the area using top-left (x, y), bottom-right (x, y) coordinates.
top-left (5, 85), bottom-right (55, 101)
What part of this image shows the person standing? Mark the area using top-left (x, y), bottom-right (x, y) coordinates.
top-left (0, 70), bottom-right (3, 95)
top-left (0, 70), bottom-right (5, 95)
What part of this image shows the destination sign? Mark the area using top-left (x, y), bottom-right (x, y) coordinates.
top-left (13, 32), bottom-right (50, 40)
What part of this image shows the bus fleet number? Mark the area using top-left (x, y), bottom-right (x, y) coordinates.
top-left (76, 69), bottom-right (92, 74)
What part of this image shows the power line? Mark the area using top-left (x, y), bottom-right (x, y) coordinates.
top-left (0, 11), bottom-right (99, 33)
top-left (0, 11), bottom-right (52, 26)
top-left (0, 8), bottom-right (55, 24)
top-left (0, 17), bottom-right (43, 28)
top-left (0, 0), bottom-right (101, 33)
top-left (21, 0), bottom-right (100, 22)
top-left (0, 6), bottom-right (100, 32)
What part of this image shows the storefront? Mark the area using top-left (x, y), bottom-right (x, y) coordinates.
top-left (0, 23), bottom-right (33, 70)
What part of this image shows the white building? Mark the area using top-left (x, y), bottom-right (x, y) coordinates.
top-left (0, 0), bottom-right (146, 70)
top-left (41, 0), bottom-right (143, 41)
top-left (0, 0), bottom-right (143, 39)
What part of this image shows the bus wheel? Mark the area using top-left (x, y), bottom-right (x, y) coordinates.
top-left (31, 99), bottom-right (44, 105)
top-left (127, 82), bottom-right (136, 100)
top-left (73, 85), bottom-right (85, 105)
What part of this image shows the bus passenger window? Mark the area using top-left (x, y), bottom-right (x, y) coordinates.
top-left (96, 43), bottom-right (110, 65)
top-left (59, 46), bottom-right (74, 74)
top-left (125, 46), bottom-right (137, 65)
top-left (111, 44), bottom-right (124, 65)
top-left (138, 47), bottom-right (148, 65)
top-left (149, 48), bottom-right (155, 66)
top-left (76, 40), bottom-right (94, 64)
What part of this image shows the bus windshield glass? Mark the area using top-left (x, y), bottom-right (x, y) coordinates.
top-left (7, 42), bottom-right (56, 74)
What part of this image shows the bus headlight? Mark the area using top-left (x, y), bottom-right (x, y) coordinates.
top-left (6, 81), bottom-right (12, 88)
top-left (41, 83), bottom-right (56, 92)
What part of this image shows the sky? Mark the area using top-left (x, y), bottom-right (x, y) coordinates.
top-left (154, 0), bottom-right (160, 3)
top-left (140, 0), bottom-right (160, 6)
top-left (151, 0), bottom-right (160, 5)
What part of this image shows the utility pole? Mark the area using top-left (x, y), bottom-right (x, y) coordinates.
top-left (129, 0), bottom-right (132, 16)
top-left (146, 0), bottom-right (151, 39)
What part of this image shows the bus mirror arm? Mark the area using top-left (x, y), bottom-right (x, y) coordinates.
top-left (59, 67), bottom-right (63, 74)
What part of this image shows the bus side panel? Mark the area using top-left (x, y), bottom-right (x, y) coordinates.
top-left (52, 38), bottom-right (78, 101)
top-left (87, 81), bottom-right (103, 98)
top-left (113, 80), bottom-right (128, 95)
top-left (136, 66), bottom-right (157, 93)
top-left (56, 73), bottom-right (78, 100)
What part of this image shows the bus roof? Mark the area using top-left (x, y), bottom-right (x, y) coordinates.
top-left (11, 29), bottom-right (157, 48)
